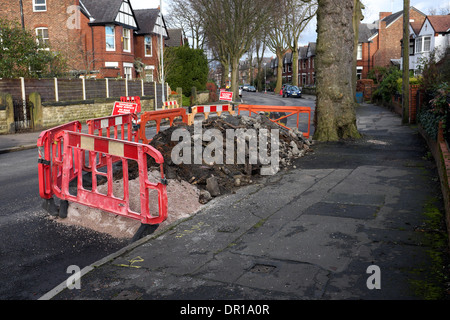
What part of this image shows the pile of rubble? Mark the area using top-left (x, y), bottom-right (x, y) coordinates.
top-left (56, 113), bottom-right (312, 239)
top-left (148, 113), bottom-right (313, 203)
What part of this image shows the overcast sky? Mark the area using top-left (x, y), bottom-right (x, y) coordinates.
top-left (130, 0), bottom-right (450, 52)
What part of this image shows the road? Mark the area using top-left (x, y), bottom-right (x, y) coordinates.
top-left (0, 90), bottom-right (315, 300)
top-left (239, 90), bottom-right (316, 136)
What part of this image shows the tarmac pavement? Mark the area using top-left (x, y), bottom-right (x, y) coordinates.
top-left (1, 102), bottom-right (448, 304)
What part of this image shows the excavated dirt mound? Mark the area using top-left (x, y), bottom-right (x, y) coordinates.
top-left (53, 113), bottom-right (312, 239)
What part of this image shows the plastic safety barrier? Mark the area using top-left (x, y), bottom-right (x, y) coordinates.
top-left (137, 108), bottom-right (189, 144)
top-left (120, 96), bottom-right (141, 113)
top-left (163, 100), bottom-right (179, 109)
top-left (237, 104), bottom-right (312, 139)
top-left (84, 113), bottom-right (139, 172)
top-left (37, 121), bottom-right (83, 216)
top-left (86, 113), bottom-right (138, 142)
top-left (53, 131), bottom-right (168, 225)
top-left (188, 104), bottom-right (235, 125)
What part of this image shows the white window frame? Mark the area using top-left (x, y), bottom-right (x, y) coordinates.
top-left (415, 37), bottom-right (422, 53)
top-left (124, 62), bottom-right (133, 80)
top-left (423, 36), bottom-right (431, 52)
top-left (357, 44), bottom-right (362, 60)
top-left (105, 25), bottom-right (115, 51)
top-left (33, 0), bottom-right (47, 12)
top-left (35, 27), bottom-right (49, 49)
top-left (123, 28), bottom-right (131, 52)
top-left (145, 36), bottom-right (152, 57)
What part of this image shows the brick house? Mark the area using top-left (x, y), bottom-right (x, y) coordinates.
top-left (357, 7), bottom-right (427, 79)
top-left (298, 42), bottom-right (316, 87)
top-left (0, 0), bottom-right (169, 80)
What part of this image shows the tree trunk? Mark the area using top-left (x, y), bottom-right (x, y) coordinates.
top-left (275, 52), bottom-right (284, 94)
top-left (314, 0), bottom-right (361, 141)
top-left (231, 56), bottom-right (239, 101)
top-left (292, 38), bottom-right (299, 87)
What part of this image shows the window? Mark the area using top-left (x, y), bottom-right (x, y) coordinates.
top-left (105, 26), bottom-right (115, 51)
top-left (35, 27), bottom-right (49, 48)
top-left (33, 0), bottom-right (46, 12)
top-left (357, 44), bottom-right (362, 60)
top-left (124, 66), bottom-right (132, 80)
top-left (415, 36), bottom-right (432, 53)
top-left (415, 37), bottom-right (422, 53)
top-left (124, 62), bottom-right (133, 80)
top-left (145, 36), bottom-right (152, 56)
top-left (123, 28), bottom-right (131, 52)
top-left (423, 36), bottom-right (431, 52)
top-left (302, 74), bottom-right (306, 85)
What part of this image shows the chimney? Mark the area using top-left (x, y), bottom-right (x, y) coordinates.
top-left (379, 12), bottom-right (392, 21)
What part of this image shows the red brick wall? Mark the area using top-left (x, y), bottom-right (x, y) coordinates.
top-left (373, 9), bottom-right (426, 68)
top-left (134, 35), bottom-right (160, 80)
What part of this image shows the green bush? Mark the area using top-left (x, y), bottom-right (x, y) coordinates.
top-left (372, 67), bottom-right (402, 103)
top-left (164, 45), bottom-right (209, 97)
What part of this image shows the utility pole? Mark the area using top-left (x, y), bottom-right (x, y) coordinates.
top-left (19, 0), bottom-right (25, 29)
top-left (402, 0), bottom-right (410, 124)
top-left (160, 0), bottom-right (165, 108)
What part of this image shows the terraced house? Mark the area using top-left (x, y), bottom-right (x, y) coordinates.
top-left (0, 0), bottom-right (169, 80)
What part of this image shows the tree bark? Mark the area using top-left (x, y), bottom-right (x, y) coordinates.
top-left (314, 0), bottom-right (361, 141)
top-left (292, 38), bottom-right (299, 86)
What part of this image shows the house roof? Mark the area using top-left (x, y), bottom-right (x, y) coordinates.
top-left (134, 9), bottom-right (159, 34)
top-left (134, 9), bottom-right (169, 39)
top-left (381, 6), bottom-right (426, 28)
top-left (80, 0), bottom-right (138, 29)
top-left (166, 29), bottom-right (184, 47)
top-left (81, 0), bottom-right (123, 24)
top-left (359, 23), bottom-right (378, 42)
top-left (427, 15), bottom-right (450, 33)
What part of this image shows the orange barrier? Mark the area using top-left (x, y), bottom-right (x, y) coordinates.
top-left (163, 100), bottom-right (179, 109)
top-left (188, 104), bottom-right (235, 125)
top-left (86, 113), bottom-right (138, 142)
top-left (84, 113), bottom-right (139, 172)
top-left (137, 108), bottom-right (189, 144)
top-left (120, 96), bottom-right (141, 113)
top-left (237, 104), bottom-right (312, 139)
top-left (37, 121), bottom-right (82, 216)
top-left (53, 131), bottom-right (168, 225)
top-left (37, 121), bottom-right (82, 201)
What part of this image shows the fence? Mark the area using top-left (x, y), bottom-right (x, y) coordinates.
top-left (0, 77), bottom-right (170, 108)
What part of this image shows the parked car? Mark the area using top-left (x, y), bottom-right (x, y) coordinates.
top-left (280, 83), bottom-right (290, 95)
top-left (282, 85), bottom-right (302, 98)
top-left (247, 85), bottom-right (256, 92)
top-left (242, 84), bottom-right (250, 91)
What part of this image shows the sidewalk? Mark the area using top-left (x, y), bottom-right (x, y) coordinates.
top-left (33, 103), bottom-right (447, 301)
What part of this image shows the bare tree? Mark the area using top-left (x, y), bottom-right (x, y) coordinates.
top-left (314, 0), bottom-right (360, 141)
top-left (166, 0), bottom-right (205, 49)
top-left (284, 0), bottom-right (317, 87)
top-left (190, 0), bottom-right (276, 99)
top-left (266, 0), bottom-right (290, 94)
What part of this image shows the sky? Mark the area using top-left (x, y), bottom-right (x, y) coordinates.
top-left (130, 0), bottom-right (450, 53)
